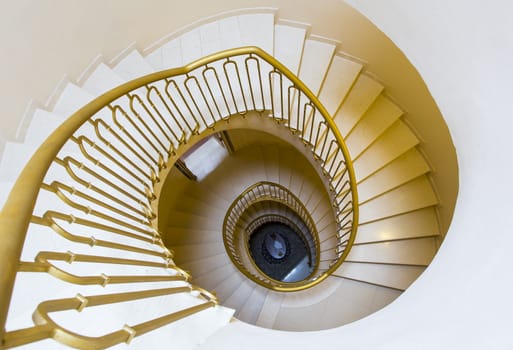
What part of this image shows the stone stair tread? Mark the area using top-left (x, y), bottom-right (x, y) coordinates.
top-left (194, 263), bottom-right (236, 289)
top-left (356, 207), bottom-right (439, 244)
top-left (345, 95), bottom-right (403, 159)
top-left (255, 290), bottom-right (283, 328)
top-left (173, 242), bottom-right (226, 263)
top-left (213, 271), bottom-right (245, 302)
top-left (52, 82), bottom-right (95, 116)
top-left (334, 261), bottom-right (425, 290)
top-left (298, 39), bottom-right (336, 96)
top-left (238, 13), bottom-right (275, 55)
top-left (358, 175), bottom-right (438, 223)
top-left (273, 277), bottom-right (401, 331)
top-left (357, 148), bottom-right (430, 202)
top-left (334, 74), bottom-right (384, 137)
top-left (318, 54), bottom-right (363, 116)
top-left (273, 24), bottom-right (306, 75)
top-left (113, 49), bottom-right (155, 81)
top-left (182, 254), bottom-right (231, 278)
top-left (236, 285), bottom-right (267, 324)
top-left (224, 279), bottom-right (255, 311)
top-left (347, 236), bottom-right (438, 266)
top-left (82, 62), bottom-right (126, 96)
top-left (353, 120), bottom-right (420, 180)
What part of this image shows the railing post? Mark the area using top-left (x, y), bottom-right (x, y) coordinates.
top-left (0, 180), bottom-right (45, 346)
top-left (0, 210), bottom-right (23, 346)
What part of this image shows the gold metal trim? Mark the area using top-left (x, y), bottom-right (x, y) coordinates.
top-left (0, 47), bottom-right (358, 345)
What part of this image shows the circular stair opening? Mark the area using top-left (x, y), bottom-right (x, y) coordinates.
top-left (249, 222), bottom-right (313, 282)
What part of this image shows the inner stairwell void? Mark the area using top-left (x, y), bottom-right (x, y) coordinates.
top-left (0, 8), bottom-right (455, 349)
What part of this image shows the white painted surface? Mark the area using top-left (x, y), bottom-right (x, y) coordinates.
top-left (297, 39), bottom-right (335, 95)
top-left (318, 55), bottom-right (362, 115)
top-left (273, 24), bottom-right (306, 74)
top-left (0, 5), bottom-right (472, 348)
top-left (52, 83), bottom-right (95, 116)
top-left (201, 2), bottom-right (513, 349)
top-left (113, 50), bottom-right (155, 80)
top-left (82, 63), bottom-right (126, 96)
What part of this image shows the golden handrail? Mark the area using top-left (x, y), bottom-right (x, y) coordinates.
top-left (223, 182), bottom-right (320, 286)
top-left (0, 46), bottom-right (358, 346)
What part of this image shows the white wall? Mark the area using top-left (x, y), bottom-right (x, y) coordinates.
top-left (201, 1), bottom-right (513, 349)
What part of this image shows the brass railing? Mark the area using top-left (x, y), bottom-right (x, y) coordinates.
top-left (0, 46), bottom-right (358, 348)
top-left (223, 181), bottom-right (318, 279)
top-left (245, 213), bottom-right (315, 259)
top-left (245, 213), bottom-right (317, 280)
top-left (223, 180), bottom-right (346, 291)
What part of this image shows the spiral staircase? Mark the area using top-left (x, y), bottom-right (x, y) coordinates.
top-left (0, 9), bottom-right (447, 349)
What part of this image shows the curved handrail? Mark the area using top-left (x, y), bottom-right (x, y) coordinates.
top-left (0, 46), bottom-right (358, 344)
top-left (223, 182), bottom-right (320, 286)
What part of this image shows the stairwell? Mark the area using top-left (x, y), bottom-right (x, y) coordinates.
top-left (0, 9), bottom-right (449, 349)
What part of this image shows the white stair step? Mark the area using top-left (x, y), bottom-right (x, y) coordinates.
top-left (357, 148), bottom-right (430, 202)
top-left (255, 291), bottom-right (283, 328)
top-left (173, 242), bottom-right (226, 263)
top-left (82, 63), bottom-right (126, 96)
top-left (0, 143), bottom-right (38, 182)
top-left (112, 49), bottom-right (155, 81)
top-left (279, 276), bottom-right (341, 309)
top-left (318, 221), bottom-right (339, 245)
top-left (167, 210), bottom-right (223, 230)
top-left (0, 181), bottom-right (15, 210)
top-left (353, 120), bottom-right (420, 180)
top-left (277, 148), bottom-right (294, 188)
top-left (180, 27), bottom-right (203, 64)
top-left (174, 195), bottom-right (227, 221)
top-left (345, 95), bottom-right (403, 159)
top-left (273, 24), bottom-right (307, 74)
top-left (194, 264), bottom-right (236, 289)
top-left (145, 37), bottom-right (182, 71)
top-left (125, 303), bottom-right (234, 350)
top-left (198, 21), bottom-right (223, 56)
top-left (308, 192), bottom-right (333, 224)
top-left (356, 207), bottom-right (439, 244)
top-left (298, 182), bottom-right (326, 214)
top-left (236, 285), bottom-right (267, 324)
top-left (218, 16), bottom-right (243, 50)
top-left (24, 109), bottom-right (66, 147)
top-left (298, 39), bottom-right (336, 95)
top-left (334, 74), bottom-right (383, 136)
top-left (203, 166), bottom-right (262, 204)
top-left (261, 145), bottom-right (280, 183)
top-left (358, 175), bottom-right (438, 223)
top-left (231, 146), bottom-right (267, 185)
top-left (181, 254), bottom-right (230, 277)
top-left (158, 169), bottom-right (191, 227)
top-left (224, 279), bottom-right (254, 311)
top-left (278, 152), bottom-right (313, 198)
top-left (347, 237), bottom-right (438, 265)
top-left (213, 271), bottom-right (245, 302)
top-left (318, 54), bottom-right (363, 116)
top-left (238, 14), bottom-right (275, 55)
top-left (52, 82), bottom-right (95, 116)
top-left (335, 261), bottom-right (425, 290)
top-left (165, 227), bottom-right (223, 246)
top-left (273, 277), bottom-right (401, 331)
top-left (146, 13), bottom-right (274, 71)
top-left (0, 111), bottom-right (70, 183)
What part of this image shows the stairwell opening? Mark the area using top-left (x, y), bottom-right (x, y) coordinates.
top-left (249, 221), bottom-right (312, 282)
